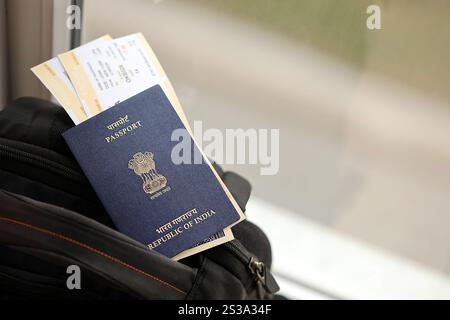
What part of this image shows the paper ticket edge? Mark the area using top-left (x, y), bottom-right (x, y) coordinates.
top-left (31, 62), bottom-right (87, 125)
top-left (58, 51), bottom-right (104, 117)
top-left (57, 35), bottom-right (113, 117)
top-left (172, 227), bottom-right (234, 261)
top-left (135, 33), bottom-right (190, 128)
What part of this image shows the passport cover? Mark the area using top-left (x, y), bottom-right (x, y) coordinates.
top-left (63, 85), bottom-right (243, 258)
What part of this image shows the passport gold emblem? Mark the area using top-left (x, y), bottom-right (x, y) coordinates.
top-left (128, 152), bottom-right (168, 194)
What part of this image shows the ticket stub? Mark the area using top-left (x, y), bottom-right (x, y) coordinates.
top-left (58, 33), bottom-right (189, 126)
top-left (57, 35), bottom-right (115, 117)
top-left (31, 58), bottom-right (87, 124)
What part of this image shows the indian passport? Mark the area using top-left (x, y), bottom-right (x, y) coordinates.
top-left (63, 85), bottom-right (244, 258)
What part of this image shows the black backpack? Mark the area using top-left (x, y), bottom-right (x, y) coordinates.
top-left (0, 97), bottom-right (280, 299)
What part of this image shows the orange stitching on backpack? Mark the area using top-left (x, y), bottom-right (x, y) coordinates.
top-left (0, 216), bottom-right (186, 295)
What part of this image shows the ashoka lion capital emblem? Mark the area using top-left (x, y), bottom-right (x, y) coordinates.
top-left (128, 152), bottom-right (167, 194)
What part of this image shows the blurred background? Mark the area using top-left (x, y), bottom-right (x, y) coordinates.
top-left (2, 0), bottom-right (450, 299)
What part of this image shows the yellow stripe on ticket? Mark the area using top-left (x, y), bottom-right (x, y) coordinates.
top-left (31, 62), bottom-right (87, 124)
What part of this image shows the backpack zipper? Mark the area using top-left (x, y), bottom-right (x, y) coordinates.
top-left (224, 240), bottom-right (279, 298)
top-left (0, 144), bottom-right (86, 184)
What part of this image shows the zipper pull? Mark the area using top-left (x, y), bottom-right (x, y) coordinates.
top-left (248, 257), bottom-right (280, 298)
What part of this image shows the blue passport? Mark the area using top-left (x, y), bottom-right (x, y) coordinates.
top-left (63, 85), bottom-right (243, 258)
